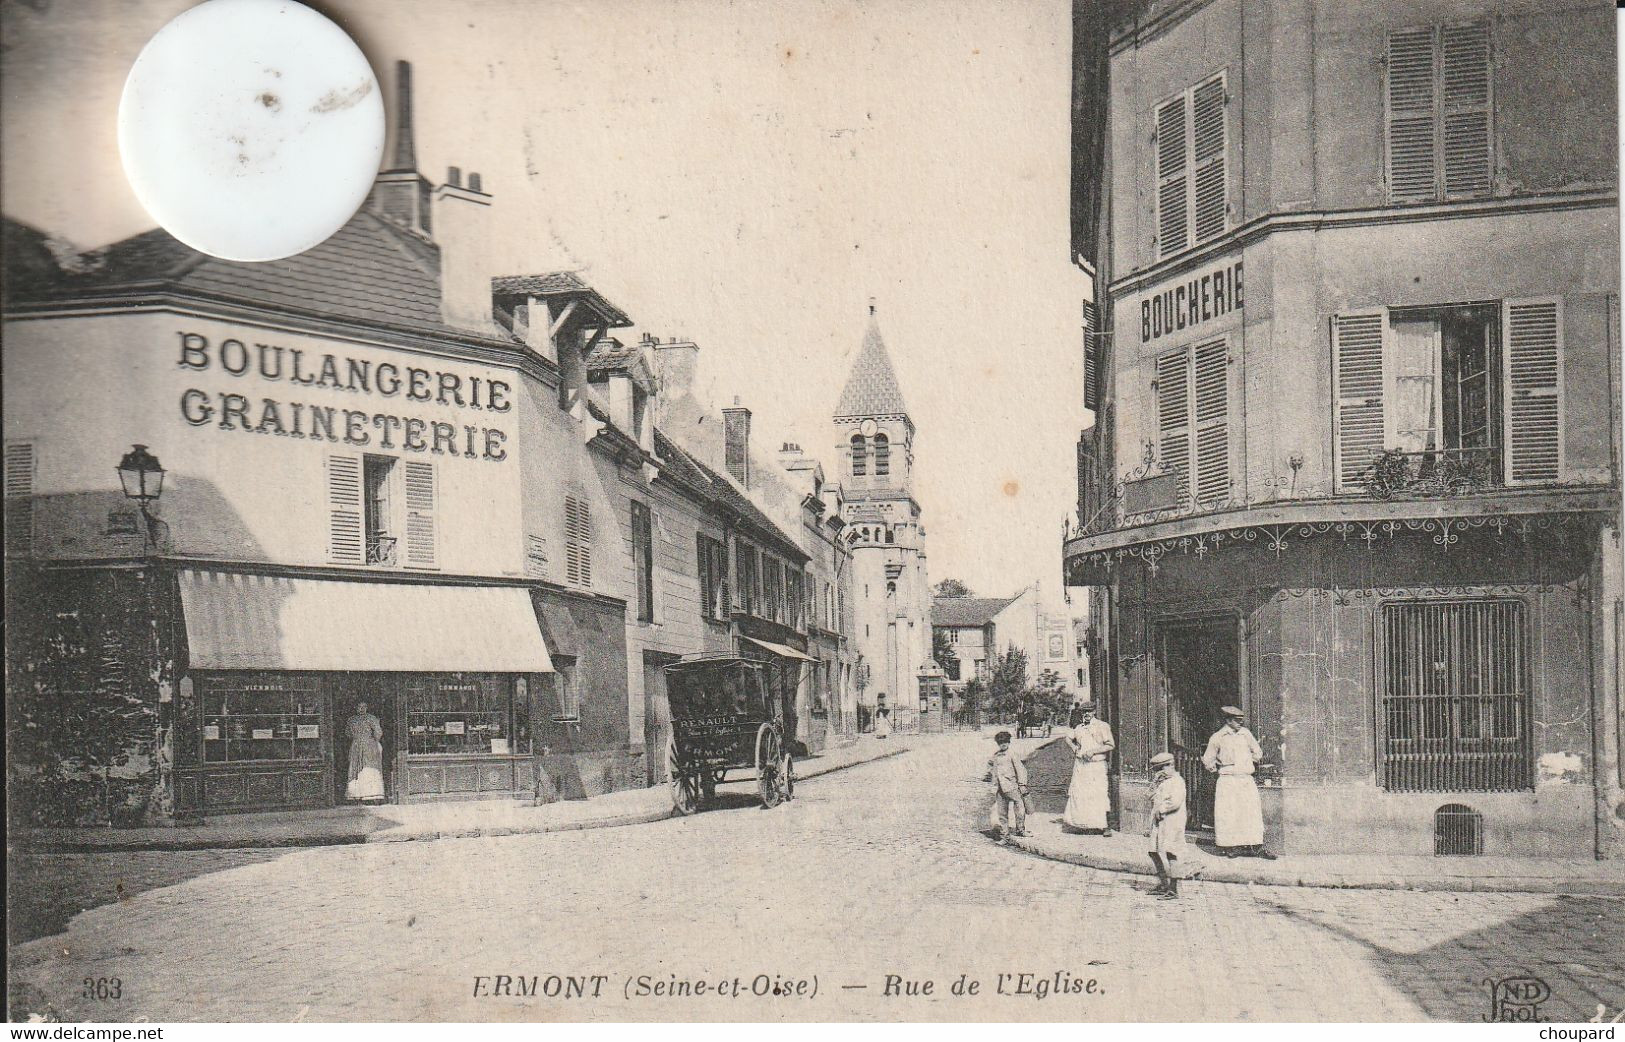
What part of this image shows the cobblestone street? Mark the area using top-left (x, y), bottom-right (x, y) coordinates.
top-left (10, 733), bottom-right (1623, 1022)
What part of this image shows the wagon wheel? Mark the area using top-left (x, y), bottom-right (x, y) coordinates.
top-left (755, 723), bottom-right (785, 809)
top-left (781, 748), bottom-right (795, 802)
top-left (668, 734), bottom-right (701, 815)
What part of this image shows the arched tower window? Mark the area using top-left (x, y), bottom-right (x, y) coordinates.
top-left (873, 433), bottom-right (890, 477)
top-left (850, 434), bottom-right (868, 477)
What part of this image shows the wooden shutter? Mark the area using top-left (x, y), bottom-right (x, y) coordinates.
top-left (564, 494), bottom-right (592, 587)
top-left (326, 454), bottom-right (364, 564)
top-left (4, 441), bottom-right (36, 558)
top-left (402, 461), bottom-right (437, 568)
top-left (1502, 298), bottom-right (1563, 486)
top-left (1192, 338), bottom-right (1230, 503)
top-left (1155, 94), bottom-right (1189, 257)
top-left (1333, 311), bottom-right (1389, 492)
top-left (1441, 23), bottom-right (1492, 197)
top-left (1191, 76), bottom-right (1228, 244)
top-left (1386, 27), bottom-right (1439, 203)
top-left (1156, 349), bottom-right (1192, 500)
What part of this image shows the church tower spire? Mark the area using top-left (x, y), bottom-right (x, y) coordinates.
top-left (832, 301), bottom-right (931, 730)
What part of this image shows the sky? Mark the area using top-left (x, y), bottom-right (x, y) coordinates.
top-left (1, 0), bottom-right (1088, 599)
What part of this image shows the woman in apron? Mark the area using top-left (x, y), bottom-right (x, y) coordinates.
top-left (345, 701), bottom-right (385, 802)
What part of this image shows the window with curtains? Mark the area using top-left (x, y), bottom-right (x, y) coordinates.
top-left (1333, 300), bottom-right (1560, 493)
top-left (1154, 337), bottom-right (1231, 506)
top-left (631, 500), bottom-right (654, 622)
top-left (1154, 72), bottom-right (1228, 259)
top-left (1385, 22), bottom-right (1493, 204)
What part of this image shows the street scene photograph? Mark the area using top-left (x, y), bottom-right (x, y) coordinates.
top-left (2, 0), bottom-right (1623, 1027)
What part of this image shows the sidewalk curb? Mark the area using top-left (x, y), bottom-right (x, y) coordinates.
top-left (1003, 832), bottom-right (1625, 897)
top-left (17, 743), bottom-right (913, 854)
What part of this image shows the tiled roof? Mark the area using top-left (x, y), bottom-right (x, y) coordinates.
top-left (585, 338), bottom-right (643, 374)
top-left (15, 209), bottom-right (470, 337)
top-left (491, 271), bottom-right (591, 296)
top-left (491, 270), bottom-right (631, 327)
top-left (932, 596), bottom-right (1016, 627)
top-left (834, 314), bottom-right (910, 419)
top-left (654, 427), bottom-right (805, 561)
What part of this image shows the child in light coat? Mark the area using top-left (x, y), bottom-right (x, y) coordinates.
top-left (987, 731), bottom-right (1029, 842)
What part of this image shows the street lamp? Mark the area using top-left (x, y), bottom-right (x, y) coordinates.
top-left (116, 444), bottom-right (165, 550)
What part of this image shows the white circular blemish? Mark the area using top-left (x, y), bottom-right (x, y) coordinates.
top-left (118, 0), bottom-right (385, 262)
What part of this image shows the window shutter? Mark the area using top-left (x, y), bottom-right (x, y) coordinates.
top-left (1190, 76), bottom-right (1228, 244)
top-left (326, 454), bottom-right (364, 564)
top-left (1502, 298), bottom-right (1563, 486)
top-left (402, 461), bottom-right (437, 568)
top-left (1155, 95), bottom-right (1189, 257)
top-left (1441, 23), bottom-right (1492, 197)
top-left (564, 494), bottom-right (592, 587)
top-left (1192, 338), bottom-right (1230, 503)
top-left (1156, 350), bottom-right (1192, 500)
top-left (4, 441), bottom-right (36, 558)
top-left (1333, 310), bottom-right (1389, 492)
top-left (1386, 27), bottom-right (1439, 203)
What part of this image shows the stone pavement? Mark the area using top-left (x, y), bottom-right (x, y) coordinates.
top-left (1008, 812), bottom-right (1625, 897)
top-left (9, 730), bottom-right (1623, 1023)
top-left (14, 735), bottom-right (911, 852)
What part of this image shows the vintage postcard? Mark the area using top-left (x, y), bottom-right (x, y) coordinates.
top-left (3, 0), bottom-right (1623, 1027)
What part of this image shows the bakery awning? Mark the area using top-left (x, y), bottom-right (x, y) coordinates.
top-left (179, 570), bottom-right (553, 673)
top-left (741, 635), bottom-right (816, 662)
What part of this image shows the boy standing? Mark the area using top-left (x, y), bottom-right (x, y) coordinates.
top-left (1147, 751), bottom-right (1187, 900)
top-left (987, 730), bottom-right (1029, 842)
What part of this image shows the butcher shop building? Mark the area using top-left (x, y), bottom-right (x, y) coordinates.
top-left (1066, 0), bottom-right (1622, 858)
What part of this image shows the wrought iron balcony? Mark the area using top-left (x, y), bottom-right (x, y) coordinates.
top-left (1360, 446), bottom-right (1502, 499)
top-left (366, 535), bottom-right (398, 566)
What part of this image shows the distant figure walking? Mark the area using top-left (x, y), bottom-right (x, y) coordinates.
top-left (345, 701), bottom-right (385, 802)
top-left (1147, 751), bottom-right (1186, 900)
top-left (873, 694), bottom-right (892, 739)
top-left (1062, 700), bottom-right (1114, 835)
top-left (1202, 706), bottom-right (1275, 859)
top-left (987, 730), bottom-right (1028, 842)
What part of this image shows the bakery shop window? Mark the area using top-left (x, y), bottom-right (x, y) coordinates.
top-left (405, 673), bottom-right (521, 755)
top-left (201, 674), bottom-right (323, 763)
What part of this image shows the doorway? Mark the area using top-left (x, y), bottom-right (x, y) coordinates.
top-left (643, 653), bottom-right (679, 787)
top-left (1155, 616), bottom-right (1240, 834)
top-left (332, 675), bottom-right (397, 805)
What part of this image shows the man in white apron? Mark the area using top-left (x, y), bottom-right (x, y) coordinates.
top-left (1061, 700), bottom-right (1114, 835)
top-left (1147, 751), bottom-right (1186, 899)
top-left (1201, 706), bottom-right (1276, 859)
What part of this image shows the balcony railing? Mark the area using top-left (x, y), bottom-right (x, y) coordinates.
top-left (1362, 446), bottom-right (1501, 499)
top-left (367, 535), bottom-right (398, 566)
top-left (1068, 445), bottom-right (1518, 544)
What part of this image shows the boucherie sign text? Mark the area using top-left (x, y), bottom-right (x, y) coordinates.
top-left (177, 331), bottom-right (512, 461)
top-left (1139, 259), bottom-right (1243, 345)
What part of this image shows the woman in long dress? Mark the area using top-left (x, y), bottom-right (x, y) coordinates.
top-left (873, 695), bottom-right (892, 739)
top-left (346, 701), bottom-right (385, 802)
top-left (1062, 700), bottom-right (1114, 834)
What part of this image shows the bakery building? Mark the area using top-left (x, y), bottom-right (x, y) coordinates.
top-left (1066, 0), bottom-right (1622, 857)
top-left (2, 62), bottom-right (642, 824)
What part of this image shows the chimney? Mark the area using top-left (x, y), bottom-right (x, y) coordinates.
top-left (723, 396), bottom-right (751, 489)
top-left (371, 61), bottom-right (432, 236)
top-left (434, 166), bottom-right (493, 333)
top-left (651, 336), bottom-right (699, 404)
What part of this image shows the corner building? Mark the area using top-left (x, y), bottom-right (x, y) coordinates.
top-left (1066, 0), bottom-right (1622, 857)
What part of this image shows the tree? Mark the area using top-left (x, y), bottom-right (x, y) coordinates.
top-left (1023, 669), bottom-right (1070, 731)
top-left (986, 646), bottom-right (1029, 723)
top-left (958, 677), bottom-right (987, 727)
top-left (931, 628), bottom-right (960, 681)
top-left (933, 578), bottom-right (973, 598)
